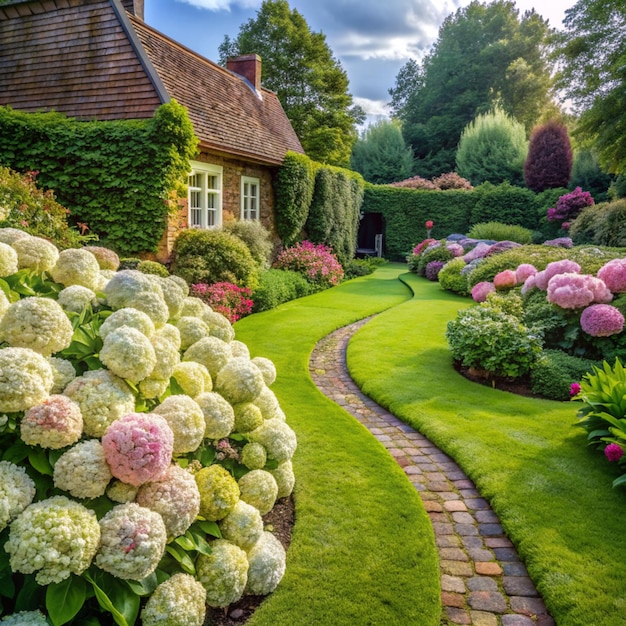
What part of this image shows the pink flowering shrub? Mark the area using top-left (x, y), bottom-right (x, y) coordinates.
top-left (547, 274), bottom-right (613, 310)
top-left (463, 242), bottom-right (492, 263)
top-left (543, 237), bottom-right (573, 248)
top-left (493, 270), bottom-right (517, 291)
top-left (274, 241), bottom-right (344, 291)
top-left (597, 258), bottom-right (626, 293)
top-left (471, 281), bottom-right (495, 302)
top-left (534, 259), bottom-right (582, 290)
top-left (515, 263), bottom-right (536, 283)
top-left (191, 282), bottom-right (253, 323)
top-left (521, 274), bottom-right (537, 295)
top-left (411, 238), bottom-right (436, 256)
top-left (446, 243), bottom-right (464, 257)
top-left (580, 304), bottom-right (625, 337)
top-left (484, 241), bottom-right (522, 257)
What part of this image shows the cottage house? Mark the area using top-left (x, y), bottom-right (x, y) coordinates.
top-left (0, 0), bottom-right (304, 257)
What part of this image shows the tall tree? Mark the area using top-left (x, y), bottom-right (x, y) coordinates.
top-left (390, 1), bottom-right (554, 177)
top-left (219, 0), bottom-right (364, 167)
top-left (553, 0), bottom-right (626, 173)
top-left (524, 120), bottom-right (573, 192)
top-left (350, 120), bottom-right (413, 184)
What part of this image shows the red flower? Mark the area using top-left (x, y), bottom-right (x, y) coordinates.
top-left (425, 220), bottom-right (434, 229)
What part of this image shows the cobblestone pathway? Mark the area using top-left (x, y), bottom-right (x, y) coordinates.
top-left (309, 319), bottom-right (555, 626)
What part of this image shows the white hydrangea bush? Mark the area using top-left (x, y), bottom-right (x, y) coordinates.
top-left (0, 229), bottom-right (296, 624)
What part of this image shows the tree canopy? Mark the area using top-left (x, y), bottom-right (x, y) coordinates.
top-left (553, 0), bottom-right (626, 173)
top-left (524, 120), bottom-right (573, 192)
top-left (219, 0), bottom-right (364, 167)
top-left (390, 0), bottom-right (555, 177)
top-left (350, 120), bottom-right (414, 184)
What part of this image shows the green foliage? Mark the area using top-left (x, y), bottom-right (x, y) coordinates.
top-left (446, 304), bottom-right (542, 378)
top-left (470, 182), bottom-right (539, 230)
top-left (530, 349), bottom-right (599, 400)
top-left (118, 258), bottom-right (142, 271)
top-left (415, 245), bottom-right (453, 277)
top-left (223, 219), bottom-right (274, 269)
top-left (137, 260), bottom-right (169, 277)
top-left (0, 102), bottom-right (197, 256)
top-left (274, 152), bottom-right (316, 246)
top-left (535, 186), bottom-right (572, 239)
top-left (219, 0), bottom-right (364, 166)
top-left (0, 167), bottom-right (91, 249)
top-left (467, 221), bottom-right (533, 244)
top-left (456, 108), bottom-right (528, 186)
top-left (570, 150), bottom-right (612, 203)
top-left (570, 199), bottom-right (626, 247)
top-left (251, 268), bottom-right (311, 312)
top-left (170, 229), bottom-right (259, 289)
top-left (350, 120), bottom-right (413, 184)
top-left (437, 258), bottom-right (469, 295)
top-left (344, 257), bottom-right (387, 280)
top-left (394, 1), bottom-right (554, 176)
top-left (553, 0), bottom-right (626, 173)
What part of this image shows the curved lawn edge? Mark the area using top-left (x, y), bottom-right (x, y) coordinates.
top-left (347, 272), bottom-right (626, 626)
top-left (233, 264), bottom-right (441, 626)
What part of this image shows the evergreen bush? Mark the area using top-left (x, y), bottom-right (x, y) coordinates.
top-left (223, 220), bottom-right (274, 269)
top-left (438, 258), bottom-right (469, 295)
top-left (251, 269), bottom-right (311, 312)
top-left (530, 350), bottom-right (599, 400)
top-left (137, 260), bottom-right (169, 277)
top-left (467, 222), bottom-right (533, 244)
top-left (470, 183), bottom-right (539, 230)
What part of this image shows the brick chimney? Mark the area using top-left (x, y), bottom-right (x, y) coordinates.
top-left (121, 0), bottom-right (144, 20)
top-left (227, 54), bottom-right (262, 92)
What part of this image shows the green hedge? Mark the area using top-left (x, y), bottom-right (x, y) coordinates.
top-left (0, 101), bottom-right (197, 256)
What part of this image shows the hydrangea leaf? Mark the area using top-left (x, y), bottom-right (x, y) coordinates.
top-left (46, 575), bottom-right (86, 626)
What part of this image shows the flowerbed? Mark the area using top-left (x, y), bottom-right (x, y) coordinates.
top-left (0, 228), bottom-right (296, 625)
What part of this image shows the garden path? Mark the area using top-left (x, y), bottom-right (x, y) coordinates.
top-left (309, 318), bottom-right (555, 626)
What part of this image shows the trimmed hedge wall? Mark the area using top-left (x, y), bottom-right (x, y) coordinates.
top-left (0, 101), bottom-right (197, 256)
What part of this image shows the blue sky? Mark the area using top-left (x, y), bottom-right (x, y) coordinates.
top-left (144, 0), bottom-right (574, 123)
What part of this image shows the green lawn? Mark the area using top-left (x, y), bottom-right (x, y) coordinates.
top-left (347, 272), bottom-right (626, 626)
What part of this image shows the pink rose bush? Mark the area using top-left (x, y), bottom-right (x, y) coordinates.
top-left (274, 240), bottom-right (344, 291)
top-left (0, 229), bottom-right (295, 623)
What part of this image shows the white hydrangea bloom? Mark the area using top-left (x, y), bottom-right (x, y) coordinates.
top-left (202, 310), bottom-right (235, 343)
top-left (6, 495), bottom-right (100, 584)
top-left (83, 246), bottom-right (120, 271)
top-left (230, 340), bottom-right (250, 359)
top-left (248, 418), bottom-right (297, 464)
top-left (149, 329), bottom-right (181, 381)
top-left (0, 227), bottom-right (30, 245)
top-left (53, 439), bottom-right (112, 499)
top-left (141, 573), bottom-right (206, 626)
top-left (196, 539), bottom-right (248, 607)
top-left (153, 323), bottom-right (182, 351)
top-left (155, 276), bottom-right (185, 319)
top-left (63, 369), bottom-right (135, 437)
top-left (219, 499), bottom-right (264, 551)
top-left (195, 465), bottom-right (240, 521)
top-left (103, 270), bottom-right (161, 310)
top-left (245, 531), bottom-right (286, 596)
top-left (50, 248), bottom-right (101, 290)
top-left (57, 285), bottom-right (98, 313)
top-left (179, 296), bottom-right (208, 318)
top-left (251, 356), bottom-right (277, 386)
top-left (12, 236), bottom-right (59, 272)
top-left (269, 460), bottom-right (295, 499)
top-left (99, 326), bottom-right (157, 383)
top-left (0, 460), bottom-right (36, 532)
top-left (0, 347), bottom-right (54, 412)
top-left (233, 402), bottom-right (263, 433)
top-left (46, 357), bottom-right (76, 394)
top-left (21, 395), bottom-right (83, 449)
top-left (238, 469), bottom-right (278, 515)
top-left (240, 442), bottom-right (267, 471)
top-left (136, 465), bottom-right (200, 539)
top-left (0, 241), bottom-right (18, 277)
top-left (138, 377), bottom-right (169, 399)
top-left (95, 503), bottom-right (167, 580)
top-left (253, 385), bottom-right (282, 420)
top-left (99, 307), bottom-right (155, 341)
top-left (175, 316), bottom-right (210, 351)
top-left (183, 336), bottom-right (232, 379)
top-left (167, 274), bottom-right (189, 296)
top-left (106, 480), bottom-right (138, 504)
top-left (126, 292), bottom-right (170, 328)
top-left (195, 391), bottom-right (235, 440)
top-left (215, 357), bottom-right (264, 405)
top-left (171, 361), bottom-right (212, 398)
top-left (0, 610), bottom-right (49, 625)
top-left (0, 289), bottom-right (9, 319)
top-left (0, 297), bottom-right (73, 356)
top-left (151, 395), bottom-right (205, 455)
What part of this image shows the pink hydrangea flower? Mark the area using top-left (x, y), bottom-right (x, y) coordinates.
top-left (102, 413), bottom-right (174, 487)
top-left (20, 395), bottom-right (83, 450)
top-left (493, 270), bottom-right (517, 290)
top-left (535, 259), bottom-right (581, 290)
top-left (515, 264), bottom-right (537, 283)
top-left (570, 382), bottom-right (581, 397)
top-left (446, 243), bottom-right (464, 257)
top-left (547, 274), bottom-right (612, 309)
top-left (597, 258), bottom-right (626, 294)
top-left (521, 274), bottom-right (537, 295)
top-left (411, 239), bottom-right (436, 256)
top-left (463, 242), bottom-right (491, 263)
top-left (580, 304), bottom-right (625, 337)
top-left (471, 281), bottom-right (495, 303)
top-left (605, 443), bottom-right (624, 463)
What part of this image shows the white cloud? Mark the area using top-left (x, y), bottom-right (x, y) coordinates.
top-left (176, 0), bottom-right (260, 11)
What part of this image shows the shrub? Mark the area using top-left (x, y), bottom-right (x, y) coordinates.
top-left (137, 260), bottom-right (169, 277)
top-left (251, 269), bottom-right (311, 313)
top-left (415, 244), bottom-right (453, 276)
top-left (344, 257), bottom-right (386, 279)
top-left (524, 120), bottom-right (573, 192)
top-left (223, 220), bottom-right (274, 269)
top-left (190, 282), bottom-right (253, 323)
top-left (570, 149), bottom-right (612, 203)
top-left (547, 187), bottom-right (594, 224)
top-left (389, 175), bottom-right (437, 190)
top-left (118, 257), bottom-right (142, 270)
top-left (0, 167), bottom-right (90, 249)
top-left (273, 241), bottom-right (343, 291)
top-left (570, 199), bottom-right (626, 248)
top-left (431, 172), bottom-right (473, 190)
top-left (470, 182), bottom-right (539, 230)
top-left (530, 350), bottom-right (599, 400)
top-left (170, 229), bottom-right (259, 290)
top-left (467, 222), bottom-right (533, 244)
top-left (438, 258), bottom-right (469, 295)
top-left (425, 260), bottom-right (445, 281)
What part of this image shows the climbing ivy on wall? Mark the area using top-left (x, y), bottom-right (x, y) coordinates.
top-left (0, 101), bottom-right (198, 255)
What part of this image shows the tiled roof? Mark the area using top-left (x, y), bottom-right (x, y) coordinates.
top-left (129, 16), bottom-right (304, 164)
top-left (0, 0), bottom-right (304, 165)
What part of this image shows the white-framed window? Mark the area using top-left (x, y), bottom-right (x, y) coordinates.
top-left (188, 161), bottom-right (223, 228)
top-left (241, 176), bottom-right (260, 221)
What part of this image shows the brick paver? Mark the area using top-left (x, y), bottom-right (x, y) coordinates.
top-left (309, 320), bottom-right (554, 626)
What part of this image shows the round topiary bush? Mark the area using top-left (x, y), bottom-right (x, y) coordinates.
top-left (438, 258), bottom-right (469, 295)
top-left (170, 228), bottom-right (260, 290)
top-left (223, 220), bottom-right (274, 269)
